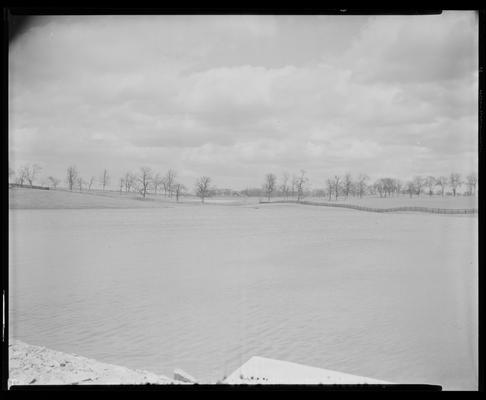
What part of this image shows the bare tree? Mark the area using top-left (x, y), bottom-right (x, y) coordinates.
top-left (386, 178), bottom-right (396, 197)
top-left (119, 177), bottom-right (125, 194)
top-left (47, 176), bottom-right (60, 189)
top-left (101, 169), bottom-right (110, 191)
top-left (449, 173), bottom-right (461, 196)
top-left (343, 173), bottom-right (353, 198)
top-left (66, 166), bottom-right (78, 191)
top-left (174, 183), bottom-right (186, 202)
top-left (380, 178), bottom-right (395, 197)
top-left (164, 169), bottom-right (177, 198)
top-left (280, 172), bottom-right (290, 199)
top-left (152, 173), bottom-right (163, 195)
top-left (291, 175), bottom-right (297, 199)
top-left (436, 176), bottom-right (448, 197)
top-left (394, 179), bottom-right (402, 196)
top-left (16, 166), bottom-right (29, 186)
top-left (333, 175), bottom-right (341, 200)
top-left (88, 176), bottom-right (95, 191)
top-left (195, 176), bottom-right (211, 203)
top-left (405, 181), bottom-right (415, 198)
top-left (424, 176), bottom-right (436, 196)
top-left (413, 176), bottom-right (425, 196)
top-left (76, 176), bottom-right (84, 192)
top-left (374, 179), bottom-right (385, 198)
top-left (295, 170), bottom-right (308, 202)
top-left (326, 178), bottom-right (333, 201)
top-left (18, 164), bottom-right (42, 187)
top-left (137, 167), bottom-right (153, 199)
top-left (356, 174), bottom-right (368, 198)
top-left (466, 173), bottom-right (478, 196)
top-left (263, 173), bottom-right (277, 201)
top-left (124, 172), bottom-right (134, 192)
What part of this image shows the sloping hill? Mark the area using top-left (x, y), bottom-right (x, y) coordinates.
top-left (9, 188), bottom-right (169, 209)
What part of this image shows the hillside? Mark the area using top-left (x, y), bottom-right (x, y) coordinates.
top-left (9, 187), bottom-right (169, 209)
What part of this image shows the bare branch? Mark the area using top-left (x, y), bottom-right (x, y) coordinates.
top-left (195, 176), bottom-right (211, 203)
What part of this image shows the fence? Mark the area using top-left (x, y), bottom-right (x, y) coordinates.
top-left (259, 200), bottom-right (477, 215)
top-left (9, 183), bottom-right (50, 190)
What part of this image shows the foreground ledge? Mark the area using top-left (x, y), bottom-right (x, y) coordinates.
top-left (223, 356), bottom-right (392, 385)
top-left (8, 340), bottom-right (178, 386)
top-left (8, 341), bottom-right (441, 389)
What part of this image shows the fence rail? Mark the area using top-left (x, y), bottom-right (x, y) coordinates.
top-left (259, 200), bottom-right (477, 215)
top-left (9, 183), bottom-right (50, 190)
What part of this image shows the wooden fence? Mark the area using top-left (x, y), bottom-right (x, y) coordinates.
top-left (9, 183), bottom-right (50, 190)
top-left (259, 200), bottom-right (477, 215)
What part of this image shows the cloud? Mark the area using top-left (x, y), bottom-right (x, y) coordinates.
top-left (345, 12), bottom-right (478, 84)
top-left (8, 12), bottom-right (478, 189)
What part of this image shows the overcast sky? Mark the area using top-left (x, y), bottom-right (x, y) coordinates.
top-left (9, 12), bottom-right (478, 190)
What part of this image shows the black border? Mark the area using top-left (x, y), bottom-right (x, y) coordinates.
top-left (2, 6), bottom-right (483, 393)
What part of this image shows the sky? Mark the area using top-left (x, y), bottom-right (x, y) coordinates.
top-left (9, 12), bottom-right (478, 190)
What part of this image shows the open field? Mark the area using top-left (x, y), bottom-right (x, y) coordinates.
top-left (8, 187), bottom-right (478, 211)
top-left (8, 187), bottom-right (171, 209)
top-left (8, 187), bottom-right (257, 209)
top-left (9, 192), bottom-right (478, 389)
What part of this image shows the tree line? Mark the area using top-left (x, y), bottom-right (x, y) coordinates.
top-left (64, 166), bottom-right (202, 202)
top-left (259, 171), bottom-right (477, 201)
top-left (9, 164), bottom-right (215, 203)
top-left (9, 164), bottom-right (478, 203)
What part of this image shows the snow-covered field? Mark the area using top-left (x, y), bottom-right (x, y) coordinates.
top-left (9, 192), bottom-right (478, 389)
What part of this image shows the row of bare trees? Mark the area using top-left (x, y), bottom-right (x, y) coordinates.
top-left (117, 168), bottom-right (185, 199)
top-left (325, 173), bottom-right (476, 200)
top-left (64, 166), bottom-right (185, 200)
top-left (259, 171), bottom-right (478, 202)
top-left (263, 170), bottom-right (309, 201)
top-left (63, 165), bottom-right (214, 203)
top-left (66, 166), bottom-right (106, 192)
top-left (10, 164), bottom-right (42, 187)
top-left (260, 172), bottom-right (371, 201)
top-left (389, 173), bottom-right (476, 198)
top-left (9, 163), bottom-right (478, 202)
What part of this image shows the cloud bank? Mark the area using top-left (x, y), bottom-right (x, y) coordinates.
top-left (9, 12), bottom-right (478, 189)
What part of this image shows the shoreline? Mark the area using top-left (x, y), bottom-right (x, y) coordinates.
top-left (8, 340), bottom-right (182, 386)
top-left (260, 199), bottom-right (478, 215)
top-left (9, 187), bottom-right (477, 211)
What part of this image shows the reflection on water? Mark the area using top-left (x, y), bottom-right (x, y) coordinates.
top-left (9, 206), bottom-right (477, 389)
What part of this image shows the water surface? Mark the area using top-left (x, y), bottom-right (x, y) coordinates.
top-left (9, 205), bottom-right (478, 389)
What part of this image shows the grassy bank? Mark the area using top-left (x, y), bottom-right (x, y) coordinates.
top-left (266, 195), bottom-right (478, 210)
top-left (261, 199), bottom-right (477, 214)
top-left (8, 187), bottom-right (255, 209)
top-left (9, 187), bottom-right (173, 209)
top-left (9, 187), bottom-right (478, 212)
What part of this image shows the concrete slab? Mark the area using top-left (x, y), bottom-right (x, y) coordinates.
top-left (223, 356), bottom-right (392, 385)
